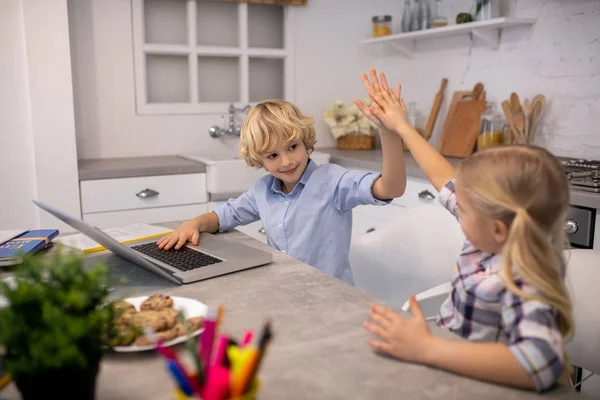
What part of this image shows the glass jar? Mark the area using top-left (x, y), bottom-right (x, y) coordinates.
top-left (401, 0), bottom-right (412, 33)
top-left (473, 0), bottom-right (499, 21)
top-left (372, 15), bottom-right (392, 37)
top-left (477, 102), bottom-right (505, 151)
top-left (430, 0), bottom-right (448, 28)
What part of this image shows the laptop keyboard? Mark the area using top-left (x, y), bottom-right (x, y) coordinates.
top-left (132, 242), bottom-right (222, 271)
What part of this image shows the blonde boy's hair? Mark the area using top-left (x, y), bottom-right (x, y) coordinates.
top-left (456, 145), bottom-right (574, 383)
top-left (240, 99), bottom-right (316, 168)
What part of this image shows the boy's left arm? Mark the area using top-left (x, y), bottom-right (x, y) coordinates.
top-left (371, 127), bottom-right (406, 200)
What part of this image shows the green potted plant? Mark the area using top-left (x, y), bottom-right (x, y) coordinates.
top-left (0, 249), bottom-right (118, 400)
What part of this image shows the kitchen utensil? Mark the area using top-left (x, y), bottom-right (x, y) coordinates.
top-left (501, 100), bottom-right (514, 143)
top-left (439, 90), bottom-right (474, 144)
top-left (510, 92), bottom-right (521, 112)
top-left (423, 78), bottom-right (448, 141)
top-left (522, 98), bottom-right (531, 142)
top-left (439, 83), bottom-right (487, 158)
top-left (529, 94), bottom-right (546, 137)
top-left (512, 110), bottom-right (526, 144)
top-left (473, 82), bottom-right (484, 101)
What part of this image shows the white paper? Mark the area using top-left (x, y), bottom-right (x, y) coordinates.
top-left (56, 223), bottom-right (172, 252)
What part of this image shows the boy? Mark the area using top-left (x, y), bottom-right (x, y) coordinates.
top-left (158, 95), bottom-right (406, 284)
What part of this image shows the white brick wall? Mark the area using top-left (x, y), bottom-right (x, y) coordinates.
top-left (373, 0), bottom-right (600, 159)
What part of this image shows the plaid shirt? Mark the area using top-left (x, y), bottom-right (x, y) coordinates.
top-left (436, 180), bottom-right (566, 392)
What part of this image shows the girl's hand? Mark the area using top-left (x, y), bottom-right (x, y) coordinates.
top-left (364, 296), bottom-right (434, 364)
top-left (354, 68), bottom-right (402, 129)
top-left (359, 69), bottom-right (412, 135)
top-left (156, 219), bottom-right (201, 250)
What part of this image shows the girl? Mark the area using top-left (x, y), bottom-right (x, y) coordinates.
top-left (357, 69), bottom-right (573, 392)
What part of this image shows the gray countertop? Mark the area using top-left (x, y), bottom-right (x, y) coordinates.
top-left (78, 155), bottom-right (206, 180)
top-left (316, 147), bottom-right (463, 180)
top-left (0, 225), bottom-right (586, 400)
top-left (317, 147), bottom-right (600, 210)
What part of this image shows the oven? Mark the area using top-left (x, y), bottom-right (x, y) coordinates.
top-left (566, 205), bottom-right (596, 249)
top-left (559, 157), bottom-right (599, 250)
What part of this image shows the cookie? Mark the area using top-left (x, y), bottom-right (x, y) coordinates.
top-left (158, 308), bottom-right (179, 329)
top-left (140, 295), bottom-right (173, 311)
top-left (111, 301), bottom-right (137, 325)
top-left (112, 300), bottom-right (135, 313)
top-left (186, 316), bottom-right (205, 332)
top-left (134, 325), bottom-right (179, 347)
top-left (132, 310), bottom-right (169, 332)
top-left (107, 324), bottom-right (139, 347)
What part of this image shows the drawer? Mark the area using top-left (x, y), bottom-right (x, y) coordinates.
top-left (83, 203), bottom-right (209, 228)
top-left (81, 173), bottom-right (207, 213)
top-left (392, 177), bottom-right (439, 208)
top-left (354, 203), bottom-right (405, 221)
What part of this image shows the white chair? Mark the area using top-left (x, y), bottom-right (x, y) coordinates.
top-left (402, 248), bottom-right (600, 393)
top-left (350, 203), bottom-right (464, 309)
top-left (565, 249), bottom-right (600, 391)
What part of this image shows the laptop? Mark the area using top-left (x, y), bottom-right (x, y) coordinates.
top-left (33, 200), bottom-right (273, 285)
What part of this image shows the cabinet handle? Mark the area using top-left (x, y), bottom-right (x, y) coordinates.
top-left (565, 219), bottom-right (578, 235)
top-left (136, 188), bottom-right (159, 198)
top-left (418, 190), bottom-right (435, 201)
top-left (366, 228), bottom-right (375, 233)
top-left (258, 227), bottom-right (266, 235)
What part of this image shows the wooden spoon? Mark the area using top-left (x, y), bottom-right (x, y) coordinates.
top-left (529, 95), bottom-right (546, 137)
top-left (510, 92), bottom-right (521, 112)
top-left (473, 83), bottom-right (484, 101)
top-left (522, 99), bottom-right (531, 142)
top-left (501, 100), bottom-right (515, 144)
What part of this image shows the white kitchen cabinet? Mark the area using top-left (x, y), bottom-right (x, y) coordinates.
top-left (80, 173), bottom-right (207, 228)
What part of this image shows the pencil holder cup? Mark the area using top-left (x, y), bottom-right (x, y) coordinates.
top-left (173, 377), bottom-right (260, 400)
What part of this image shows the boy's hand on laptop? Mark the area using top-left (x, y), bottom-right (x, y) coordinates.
top-left (156, 220), bottom-right (201, 250)
top-left (364, 296), bottom-right (434, 364)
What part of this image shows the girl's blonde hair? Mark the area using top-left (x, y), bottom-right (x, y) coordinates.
top-left (240, 99), bottom-right (316, 168)
top-left (456, 145), bottom-right (574, 382)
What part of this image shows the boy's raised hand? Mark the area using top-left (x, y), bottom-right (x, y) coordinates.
top-left (364, 296), bottom-right (434, 364)
top-left (358, 68), bottom-right (412, 135)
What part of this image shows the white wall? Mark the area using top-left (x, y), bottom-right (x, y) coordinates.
top-left (68, 0), bottom-right (241, 159)
top-left (0, 0), bottom-right (81, 231)
top-left (70, 0), bottom-right (599, 160)
top-left (372, 0), bottom-right (600, 159)
top-left (0, 0), bottom-right (39, 229)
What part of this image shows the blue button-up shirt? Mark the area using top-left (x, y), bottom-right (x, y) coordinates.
top-left (214, 160), bottom-right (389, 284)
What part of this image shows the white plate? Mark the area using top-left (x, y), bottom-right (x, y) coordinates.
top-left (113, 296), bottom-right (207, 353)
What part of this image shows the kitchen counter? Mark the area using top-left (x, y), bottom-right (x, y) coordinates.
top-left (317, 147), bottom-right (600, 210)
top-left (316, 147), bottom-right (463, 181)
top-left (78, 155), bottom-right (206, 180)
top-left (0, 225), bottom-right (587, 400)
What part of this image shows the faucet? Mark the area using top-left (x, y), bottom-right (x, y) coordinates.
top-left (209, 103), bottom-right (251, 138)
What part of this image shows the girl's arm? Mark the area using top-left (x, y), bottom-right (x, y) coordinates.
top-left (422, 337), bottom-right (534, 389)
top-left (365, 299), bottom-right (535, 391)
top-left (363, 68), bottom-right (455, 192)
top-left (391, 125), bottom-right (455, 192)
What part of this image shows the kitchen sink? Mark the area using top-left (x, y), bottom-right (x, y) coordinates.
top-left (178, 151), bottom-right (331, 197)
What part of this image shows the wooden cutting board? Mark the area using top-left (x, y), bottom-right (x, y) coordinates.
top-left (438, 90), bottom-right (473, 145)
top-left (439, 98), bottom-right (487, 158)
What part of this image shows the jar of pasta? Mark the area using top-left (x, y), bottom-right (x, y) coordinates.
top-left (477, 102), bottom-right (505, 151)
top-left (372, 15), bottom-right (392, 37)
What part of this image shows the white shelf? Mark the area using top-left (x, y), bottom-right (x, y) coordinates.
top-left (360, 17), bottom-right (537, 58)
